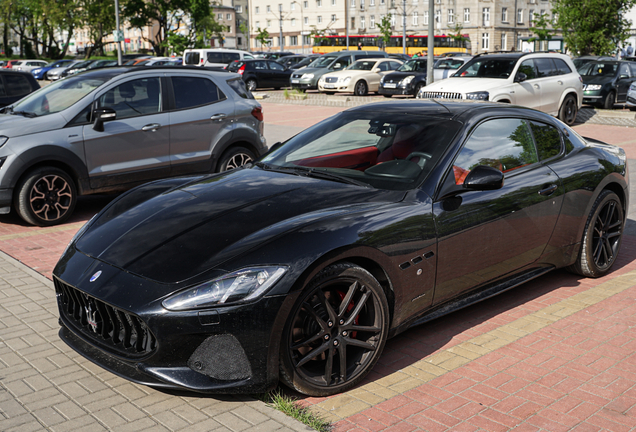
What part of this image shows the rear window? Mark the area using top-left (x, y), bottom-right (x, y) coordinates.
top-left (171, 77), bottom-right (221, 109)
top-left (227, 61), bottom-right (244, 72)
top-left (184, 52), bottom-right (200, 65)
top-left (5, 74), bottom-right (34, 97)
top-left (554, 59), bottom-right (572, 75)
top-left (227, 78), bottom-right (254, 99)
top-left (223, 53), bottom-right (240, 63)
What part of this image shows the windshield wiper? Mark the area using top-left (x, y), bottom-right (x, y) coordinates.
top-left (11, 110), bottom-right (38, 118)
top-left (295, 167), bottom-right (370, 187)
top-left (254, 162), bottom-right (303, 176)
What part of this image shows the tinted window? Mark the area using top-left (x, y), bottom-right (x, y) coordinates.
top-left (535, 58), bottom-right (556, 77)
top-left (529, 122), bottom-right (561, 160)
top-left (227, 78), bottom-right (253, 99)
top-left (377, 62), bottom-right (390, 71)
top-left (332, 56), bottom-right (351, 69)
top-left (254, 61), bottom-right (268, 70)
top-left (389, 61), bottom-right (402, 70)
top-left (5, 74), bottom-right (34, 97)
top-left (184, 52), bottom-right (200, 65)
top-left (172, 77), bottom-right (220, 109)
top-left (554, 59), bottom-right (572, 75)
top-left (206, 52), bottom-right (224, 63)
top-left (518, 59), bottom-right (538, 79)
top-left (67, 103), bottom-right (93, 126)
top-left (98, 78), bottom-right (162, 119)
top-left (455, 58), bottom-right (516, 78)
top-left (268, 61), bottom-right (285, 71)
top-left (453, 118), bottom-right (537, 184)
top-left (223, 53), bottom-right (241, 63)
top-left (630, 63), bottom-right (636, 75)
top-left (579, 62), bottom-right (618, 77)
top-left (619, 63), bottom-right (631, 77)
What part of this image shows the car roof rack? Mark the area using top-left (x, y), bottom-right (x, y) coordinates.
top-left (473, 50), bottom-right (566, 59)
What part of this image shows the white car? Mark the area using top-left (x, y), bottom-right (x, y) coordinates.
top-left (183, 49), bottom-right (255, 68)
top-left (626, 82), bottom-right (636, 111)
top-left (318, 58), bottom-right (403, 96)
top-left (418, 52), bottom-right (583, 126)
top-left (15, 60), bottom-right (49, 73)
top-left (433, 56), bottom-right (472, 81)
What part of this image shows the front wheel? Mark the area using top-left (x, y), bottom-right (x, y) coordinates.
top-left (15, 167), bottom-right (77, 226)
top-left (413, 83), bottom-right (425, 98)
top-left (568, 190), bottom-right (623, 277)
top-left (280, 263), bottom-right (389, 396)
top-left (603, 91), bottom-right (616, 110)
top-left (217, 146), bottom-right (256, 172)
top-left (559, 94), bottom-right (578, 126)
top-left (353, 80), bottom-right (368, 96)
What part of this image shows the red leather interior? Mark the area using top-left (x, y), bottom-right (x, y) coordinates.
top-left (292, 146), bottom-right (378, 170)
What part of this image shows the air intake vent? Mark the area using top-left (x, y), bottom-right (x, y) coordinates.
top-left (419, 91), bottom-right (463, 99)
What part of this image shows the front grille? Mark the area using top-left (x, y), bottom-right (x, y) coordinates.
top-left (292, 73), bottom-right (302, 79)
top-left (55, 278), bottom-right (156, 357)
top-left (420, 91), bottom-right (463, 99)
top-left (325, 77), bottom-right (338, 83)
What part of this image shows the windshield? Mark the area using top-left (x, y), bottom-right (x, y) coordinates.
top-left (397, 59), bottom-right (427, 72)
top-left (579, 62), bottom-right (618, 77)
top-left (70, 61), bottom-right (92, 70)
top-left (11, 75), bottom-right (109, 117)
top-left (434, 58), bottom-right (466, 70)
top-left (310, 56), bottom-right (337, 68)
top-left (454, 58), bottom-right (517, 78)
top-left (260, 111), bottom-right (461, 191)
top-left (347, 60), bottom-right (377, 71)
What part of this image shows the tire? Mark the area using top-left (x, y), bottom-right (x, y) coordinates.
top-left (413, 82), bottom-right (425, 98)
top-left (558, 94), bottom-right (578, 126)
top-left (353, 80), bottom-right (368, 96)
top-left (14, 167), bottom-right (77, 227)
top-left (383, 94), bottom-right (392, 98)
top-left (246, 79), bottom-right (258, 92)
top-left (603, 90), bottom-right (616, 110)
top-left (217, 146), bottom-right (256, 172)
top-left (280, 262), bottom-right (389, 396)
top-left (325, 91), bottom-right (336, 95)
top-left (567, 190), bottom-right (623, 278)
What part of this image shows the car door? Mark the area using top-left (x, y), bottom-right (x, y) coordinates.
top-left (432, 117), bottom-right (563, 305)
top-left (252, 60), bottom-right (270, 87)
top-left (267, 60), bottom-right (290, 88)
top-left (83, 76), bottom-right (170, 189)
top-left (533, 57), bottom-right (562, 114)
top-left (514, 59), bottom-right (543, 110)
top-left (167, 74), bottom-right (235, 176)
top-left (615, 63), bottom-right (633, 102)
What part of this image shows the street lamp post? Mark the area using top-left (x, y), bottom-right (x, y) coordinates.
top-left (114, 0), bottom-right (123, 65)
top-left (291, 1), bottom-right (305, 54)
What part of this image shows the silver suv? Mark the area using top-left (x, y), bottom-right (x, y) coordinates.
top-left (418, 52), bottom-right (583, 126)
top-left (0, 66), bottom-right (266, 226)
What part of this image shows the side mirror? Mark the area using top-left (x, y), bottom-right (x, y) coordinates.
top-left (372, 67), bottom-right (381, 73)
top-left (514, 72), bottom-right (527, 83)
top-left (92, 107), bottom-right (116, 132)
top-left (619, 74), bottom-right (629, 80)
top-left (463, 165), bottom-right (504, 191)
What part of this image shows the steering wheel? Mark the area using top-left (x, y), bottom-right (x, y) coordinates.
top-left (405, 152), bottom-right (432, 169)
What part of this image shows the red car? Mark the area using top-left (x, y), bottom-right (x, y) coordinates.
top-left (4, 60), bottom-right (21, 69)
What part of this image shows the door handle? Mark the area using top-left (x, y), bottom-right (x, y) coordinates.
top-left (538, 184), bottom-right (558, 196)
top-left (558, 80), bottom-right (563, 85)
top-left (533, 84), bottom-right (540, 89)
top-left (210, 113), bottom-right (227, 121)
top-left (141, 123), bottom-right (161, 132)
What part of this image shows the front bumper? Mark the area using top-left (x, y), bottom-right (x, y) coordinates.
top-left (318, 82), bottom-right (354, 93)
top-left (54, 251), bottom-right (290, 394)
top-left (378, 85), bottom-right (413, 96)
top-left (626, 95), bottom-right (636, 107)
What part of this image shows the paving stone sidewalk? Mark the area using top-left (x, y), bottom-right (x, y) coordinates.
top-left (0, 250), bottom-right (312, 432)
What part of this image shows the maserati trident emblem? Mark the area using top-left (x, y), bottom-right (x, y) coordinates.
top-left (90, 270), bottom-right (102, 282)
top-left (85, 303), bottom-right (98, 333)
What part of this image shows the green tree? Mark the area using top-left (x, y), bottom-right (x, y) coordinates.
top-left (377, 14), bottom-right (392, 49)
top-left (529, 12), bottom-right (554, 47)
top-left (308, 26), bottom-right (327, 47)
top-left (552, 0), bottom-right (636, 56)
top-left (192, 14), bottom-right (228, 48)
top-left (79, 0), bottom-right (116, 58)
top-left (255, 27), bottom-right (270, 49)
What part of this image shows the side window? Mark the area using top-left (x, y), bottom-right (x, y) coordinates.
top-left (254, 61), bottom-right (268, 70)
top-left (244, 54), bottom-right (255, 60)
top-left (206, 52), bottom-right (224, 63)
top-left (529, 121), bottom-right (562, 160)
top-left (629, 63), bottom-right (636, 76)
top-left (377, 62), bottom-right (390, 71)
top-left (389, 61), bottom-right (401, 70)
top-left (268, 61), bottom-right (285, 71)
top-left (452, 118), bottom-right (538, 185)
top-left (518, 59), bottom-right (537, 80)
top-left (227, 79), bottom-right (254, 99)
top-left (333, 56), bottom-right (351, 69)
top-left (67, 103), bottom-right (93, 126)
top-left (534, 58), bottom-right (556, 77)
top-left (171, 76), bottom-right (220, 109)
top-left (5, 74), bottom-right (33, 97)
top-left (223, 53), bottom-right (241, 64)
top-left (619, 63), bottom-right (631, 78)
top-left (553, 59), bottom-right (572, 75)
top-left (98, 78), bottom-right (162, 119)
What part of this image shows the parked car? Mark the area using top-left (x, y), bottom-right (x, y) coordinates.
top-left (276, 54), bottom-right (311, 69)
top-left (31, 59), bottom-right (74, 80)
top-left (0, 70), bottom-right (39, 107)
top-left (59, 60), bottom-right (98, 78)
top-left (135, 57), bottom-right (172, 66)
top-left (260, 51), bottom-right (295, 60)
top-left (378, 57), bottom-right (429, 97)
top-left (433, 55), bottom-right (472, 81)
top-left (0, 66), bottom-right (266, 226)
top-left (15, 60), bottom-right (49, 73)
top-left (86, 60), bottom-right (118, 70)
top-left (573, 55), bottom-right (616, 71)
top-left (318, 58), bottom-right (403, 96)
top-left (579, 60), bottom-right (636, 109)
top-left (290, 50), bottom-right (389, 90)
top-left (389, 53), bottom-right (411, 62)
top-left (46, 60), bottom-right (85, 80)
top-left (626, 81), bottom-right (636, 110)
top-left (227, 59), bottom-right (293, 90)
top-left (183, 48), bottom-right (255, 68)
top-left (3, 60), bottom-right (21, 69)
top-left (418, 52), bottom-right (583, 126)
top-left (288, 55), bottom-right (322, 70)
top-left (53, 100), bottom-right (628, 397)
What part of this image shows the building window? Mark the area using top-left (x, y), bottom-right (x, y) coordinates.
top-left (351, 0), bottom-right (355, 7)
top-left (517, 9), bottom-right (523, 24)
top-left (351, 17), bottom-right (355, 28)
top-left (412, 11), bottom-right (418, 26)
top-left (255, 6), bottom-right (260, 13)
top-left (267, 5), bottom-right (271, 12)
top-left (501, 33), bottom-right (507, 50)
top-left (332, 0), bottom-right (336, 4)
top-left (435, 10), bottom-right (441, 24)
top-left (370, 15), bottom-right (375, 28)
top-left (360, 0), bottom-right (365, 8)
top-left (361, 16), bottom-right (365, 28)
top-left (291, 18), bottom-right (296, 26)
top-left (218, 13), bottom-right (223, 20)
top-left (332, 14), bottom-right (337, 22)
top-left (318, 15), bottom-right (323, 23)
top-left (304, 0), bottom-right (308, 7)
top-left (267, 20), bottom-right (271, 26)
top-left (304, 16), bottom-right (309, 24)
top-left (529, 9), bottom-right (534, 26)
top-left (227, 13), bottom-right (231, 20)
top-left (317, 0), bottom-right (322, 6)
top-left (291, 2), bottom-right (295, 9)
top-left (290, 35), bottom-right (298, 45)
top-left (255, 20), bottom-right (260, 27)
top-left (370, 0), bottom-right (375, 5)
top-left (448, 9), bottom-right (454, 23)
top-left (482, 32), bottom-right (489, 50)
top-left (501, 7), bottom-right (507, 23)
top-left (482, 7), bottom-right (490, 26)
top-left (238, 36), bottom-right (242, 45)
top-left (380, 0), bottom-right (384, 4)
top-left (236, 5), bottom-right (242, 12)
top-left (390, 14), bottom-right (395, 26)
top-left (303, 35), bottom-right (311, 45)
top-left (424, 11), bottom-right (428, 25)
top-left (464, 8), bottom-right (470, 23)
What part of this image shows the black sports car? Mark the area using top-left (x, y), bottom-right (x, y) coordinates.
top-left (54, 101), bottom-right (628, 397)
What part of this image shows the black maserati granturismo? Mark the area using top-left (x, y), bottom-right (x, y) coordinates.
top-left (54, 100), bottom-right (628, 396)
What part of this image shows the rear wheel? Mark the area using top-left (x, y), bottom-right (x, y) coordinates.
top-left (246, 79), bottom-right (258, 92)
top-left (217, 146), bottom-right (256, 172)
top-left (558, 94), bottom-right (578, 126)
top-left (354, 81), bottom-right (368, 96)
top-left (280, 263), bottom-right (389, 396)
top-left (15, 167), bottom-right (77, 226)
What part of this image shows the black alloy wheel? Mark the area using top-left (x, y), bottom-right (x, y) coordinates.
top-left (559, 94), bottom-right (578, 126)
top-left (568, 190), bottom-right (623, 277)
top-left (246, 79), bottom-right (258, 92)
top-left (218, 146), bottom-right (256, 171)
top-left (413, 82), bottom-right (425, 97)
top-left (354, 80), bottom-right (368, 96)
top-left (603, 90), bottom-right (616, 110)
top-left (15, 167), bottom-right (77, 226)
top-left (280, 263), bottom-right (389, 396)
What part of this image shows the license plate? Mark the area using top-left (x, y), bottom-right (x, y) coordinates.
top-left (384, 83), bottom-right (397, 88)
top-left (324, 84), bottom-right (336, 89)
top-left (291, 79), bottom-right (299, 84)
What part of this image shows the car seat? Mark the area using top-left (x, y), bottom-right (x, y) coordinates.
top-left (377, 124), bottom-right (425, 165)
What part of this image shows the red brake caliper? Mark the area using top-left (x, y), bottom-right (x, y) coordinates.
top-left (337, 291), bottom-right (358, 338)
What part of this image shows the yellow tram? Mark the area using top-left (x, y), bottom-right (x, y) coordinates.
top-left (313, 34), bottom-right (471, 56)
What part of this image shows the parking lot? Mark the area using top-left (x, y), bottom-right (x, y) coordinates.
top-left (2, 98), bottom-right (636, 432)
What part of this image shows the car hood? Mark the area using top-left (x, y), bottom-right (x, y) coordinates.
top-left (581, 75), bottom-right (615, 86)
top-left (383, 71), bottom-right (426, 82)
top-left (324, 69), bottom-right (373, 79)
top-left (293, 67), bottom-right (329, 76)
top-left (0, 112), bottom-right (66, 137)
top-left (75, 168), bottom-right (404, 284)
top-left (422, 77), bottom-right (509, 92)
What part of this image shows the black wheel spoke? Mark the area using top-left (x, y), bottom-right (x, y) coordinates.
top-left (608, 220), bottom-right (622, 231)
top-left (339, 281), bottom-right (358, 317)
top-left (316, 289), bottom-right (338, 324)
top-left (605, 202), bottom-right (616, 229)
top-left (593, 239), bottom-right (604, 263)
top-left (323, 346), bottom-right (334, 385)
top-left (302, 302), bottom-right (328, 331)
top-left (604, 238), bottom-right (614, 258)
top-left (291, 331), bottom-right (324, 350)
top-left (345, 337), bottom-right (376, 351)
top-left (337, 343), bottom-right (347, 382)
top-left (347, 324), bottom-right (382, 334)
top-left (345, 291), bottom-right (369, 325)
top-left (607, 231), bottom-right (622, 239)
top-left (296, 342), bottom-right (330, 368)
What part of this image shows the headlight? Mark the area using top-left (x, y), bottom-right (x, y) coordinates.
top-left (400, 75), bottom-right (415, 87)
top-left (341, 77), bottom-right (351, 85)
top-left (630, 83), bottom-right (636, 91)
top-left (32, 69), bottom-right (41, 74)
top-left (0, 136), bottom-right (7, 148)
top-left (162, 266), bottom-right (287, 311)
top-left (318, 76), bottom-right (325, 83)
top-left (301, 73), bottom-right (314, 80)
top-left (466, 91), bottom-right (489, 100)
top-left (380, 76), bottom-right (385, 84)
top-left (585, 84), bottom-right (602, 91)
